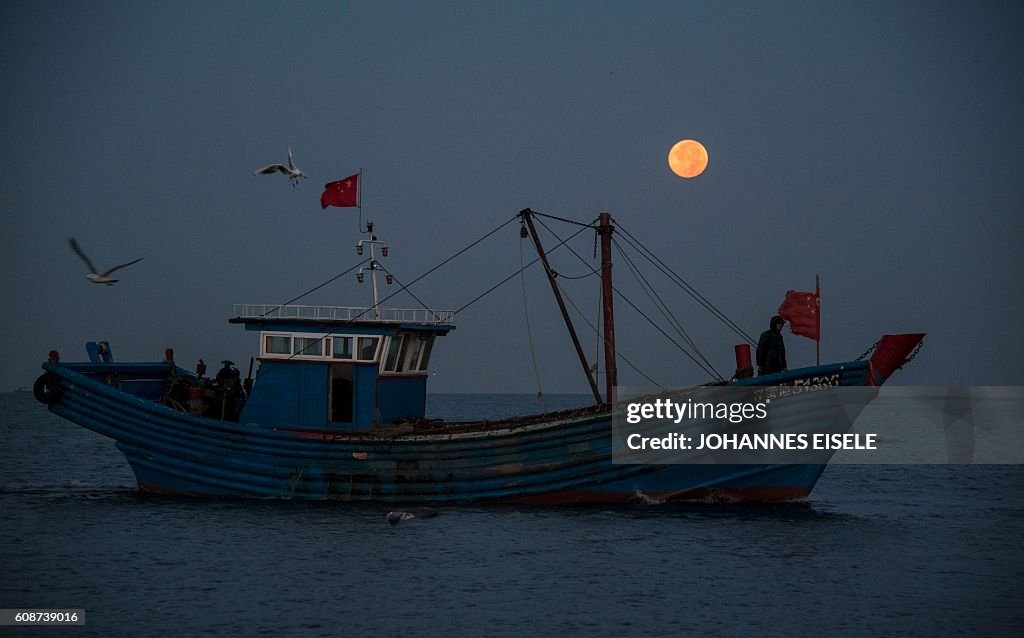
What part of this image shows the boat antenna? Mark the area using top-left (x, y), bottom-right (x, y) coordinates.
top-left (356, 168), bottom-right (367, 233)
top-left (355, 216), bottom-right (387, 320)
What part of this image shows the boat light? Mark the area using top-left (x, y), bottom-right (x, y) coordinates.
top-left (382, 246), bottom-right (388, 257)
top-left (386, 275), bottom-right (393, 285)
top-left (356, 243), bottom-right (364, 255)
top-left (357, 272), bottom-right (364, 283)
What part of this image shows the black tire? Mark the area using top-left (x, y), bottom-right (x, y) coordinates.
top-left (33, 373), bottom-right (63, 405)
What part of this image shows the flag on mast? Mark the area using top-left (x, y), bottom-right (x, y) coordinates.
top-left (320, 173), bottom-right (359, 208)
top-left (778, 281), bottom-right (820, 341)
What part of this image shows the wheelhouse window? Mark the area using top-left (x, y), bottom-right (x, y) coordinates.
top-left (259, 332), bottom-right (384, 363)
top-left (417, 336), bottom-right (434, 371)
top-left (379, 334), bottom-right (433, 374)
top-left (293, 337), bottom-right (323, 357)
top-left (265, 335), bottom-right (292, 355)
top-left (357, 337), bottom-right (380, 362)
top-left (332, 336), bottom-right (353, 360)
top-left (408, 337), bottom-right (425, 371)
top-left (383, 335), bottom-right (412, 372)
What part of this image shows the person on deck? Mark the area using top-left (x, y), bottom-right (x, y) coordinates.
top-left (757, 315), bottom-right (788, 375)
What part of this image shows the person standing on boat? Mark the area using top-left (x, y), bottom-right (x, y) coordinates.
top-left (757, 316), bottom-right (788, 375)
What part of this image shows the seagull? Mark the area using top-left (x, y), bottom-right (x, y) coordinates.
top-left (68, 238), bottom-right (144, 285)
top-left (253, 147), bottom-right (306, 187)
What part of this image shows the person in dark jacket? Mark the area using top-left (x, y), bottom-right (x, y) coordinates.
top-left (757, 315), bottom-right (787, 375)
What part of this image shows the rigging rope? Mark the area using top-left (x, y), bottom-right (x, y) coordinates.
top-left (613, 221), bottom-right (757, 346)
top-left (250, 215), bottom-right (519, 384)
top-left (613, 241), bottom-right (722, 378)
top-left (549, 269), bottom-right (597, 280)
top-left (261, 258), bottom-right (370, 317)
top-left (346, 214), bottom-right (521, 324)
top-left (375, 264), bottom-right (446, 323)
top-left (616, 241), bottom-right (701, 356)
top-left (454, 223), bottom-right (591, 315)
top-left (555, 276), bottom-right (664, 390)
top-left (533, 216), bottom-right (722, 380)
top-left (530, 210), bottom-right (598, 229)
top-left (519, 236), bottom-right (546, 409)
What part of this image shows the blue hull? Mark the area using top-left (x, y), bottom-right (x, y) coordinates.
top-left (39, 358), bottom-right (879, 503)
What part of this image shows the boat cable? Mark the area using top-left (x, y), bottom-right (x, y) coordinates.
top-left (528, 211), bottom-right (724, 374)
top-left (372, 214), bottom-right (521, 307)
top-left (532, 211), bottom-right (754, 347)
top-left (519, 234), bottom-right (546, 410)
top-left (337, 214), bottom-right (523, 326)
top-left (612, 239), bottom-right (701, 357)
top-left (533, 216), bottom-right (722, 380)
top-left (529, 210), bottom-right (598, 229)
top-left (548, 269), bottom-right (597, 280)
top-left (261, 257), bottom-right (370, 316)
top-left (613, 240), bottom-right (722, 378)
top-left (453, 223), bottom-right (592, 315)
top-left (251, 219), bottom-right (589, 384)
top-left (526, 214), bottom-right (604, 279)
top-left (616, 225), bottom-right (756, 345)
top-left (555, 277), bottom-right (665, 390)
top-left (249, 215), bottom-right (520, 384)
top-left (613, 221), bottom-right (757, 346)
top-left (374, 264), bottom-right (447, 324)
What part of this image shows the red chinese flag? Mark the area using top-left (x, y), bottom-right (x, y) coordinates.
top-left (320, 173), bottom-right (359, 209)
top-left (779, 290), bottom-right (820, 341)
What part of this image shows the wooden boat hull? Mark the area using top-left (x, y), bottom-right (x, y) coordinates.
top-left (38, 333), bottom-right (924, 503)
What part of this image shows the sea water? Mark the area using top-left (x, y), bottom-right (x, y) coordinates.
top-left (1, 391), bottom-right (1021, 637)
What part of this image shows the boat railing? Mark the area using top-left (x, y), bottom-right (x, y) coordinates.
top-left (232, 304), bottom-right (455, 325)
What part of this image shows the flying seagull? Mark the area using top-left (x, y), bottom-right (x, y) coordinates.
top-left (253, 147), bottom-right (306, 187)
top-left (68, 238), bottom-right (143, 285)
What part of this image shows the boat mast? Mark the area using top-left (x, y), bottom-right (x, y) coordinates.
top-left (356, 219), bottom-right (388, 320)
top-left (598, 212), bottom-right (618, 404)
top-left (520, 209), bottom-right (603, 405)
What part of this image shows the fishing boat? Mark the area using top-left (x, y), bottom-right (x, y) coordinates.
top-left (34, 209), bottom-right (924, 502)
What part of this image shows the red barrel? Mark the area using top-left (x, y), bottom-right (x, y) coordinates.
top-left (188, 387), bottom-right (204, 414)
top-left (735, 344), bottom-right (752, 370)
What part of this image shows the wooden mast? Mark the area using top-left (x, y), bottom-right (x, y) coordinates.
top-left (520, 209), bottom-right (603, 405)
top-left (598, 212), bottom-right (618, 405)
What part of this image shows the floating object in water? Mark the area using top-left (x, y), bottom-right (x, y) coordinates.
top-left (386, 510), bottom-right (437, 525)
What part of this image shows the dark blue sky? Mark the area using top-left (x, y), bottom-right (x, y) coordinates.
top-left (2, 1), bottom-right (1021, 392)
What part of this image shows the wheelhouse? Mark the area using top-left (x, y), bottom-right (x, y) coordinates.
top-left (230, 304), bottom-right (454, 430)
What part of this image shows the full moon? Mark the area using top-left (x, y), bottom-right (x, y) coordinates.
top-left (668, 139), bottom-right (709, 178)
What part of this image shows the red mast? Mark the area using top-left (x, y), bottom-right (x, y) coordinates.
top-left (598, 213), bottom-right (618, 405)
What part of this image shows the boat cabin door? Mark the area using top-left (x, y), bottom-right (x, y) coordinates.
top-left (329, 364), bottom-right (354, 423)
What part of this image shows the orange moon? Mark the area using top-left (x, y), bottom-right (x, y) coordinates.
top-left (668, 139), bottom-right (709, 178)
